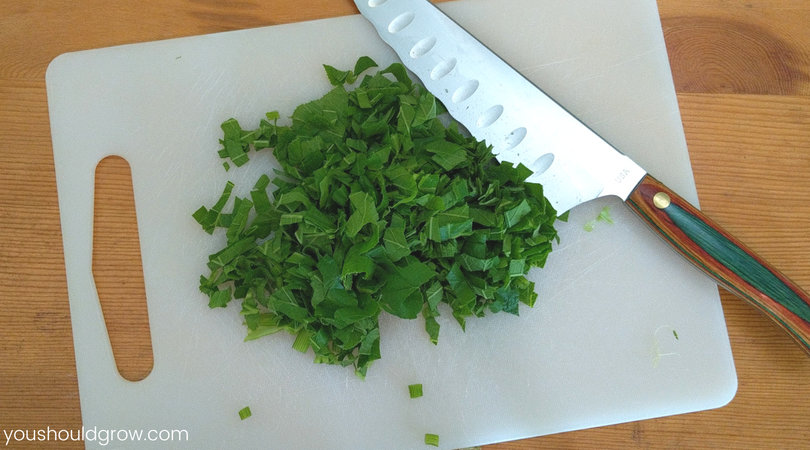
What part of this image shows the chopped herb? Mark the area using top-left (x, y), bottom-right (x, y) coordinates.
top-left (238, 406), bottom-right (252, 420)
top-left (292, 329), bottom-right (312, 353)
top-left (424, 433), bottom-right (440, 447)
top-left (408, 383), bottom-right (423, 398)
top-left (652, 325), bottom-right (680, 367)
top-left (584, 205), bottom-right (613, 232)
top-left (195, 57), bottom-right (561, 377)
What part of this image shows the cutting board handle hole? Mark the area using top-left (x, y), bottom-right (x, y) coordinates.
top-left (93, 155), bottom-right (154, 382)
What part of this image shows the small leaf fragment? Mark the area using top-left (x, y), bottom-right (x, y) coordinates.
top-left (408, 383), bottom-right (423, 399)
top-left (424, 433), bottom-right (439, 447)
top-left (584, 205), bottom-right (614, 232)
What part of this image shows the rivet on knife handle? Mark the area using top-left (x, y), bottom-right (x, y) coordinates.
top-left (628, 174), bottom-right (810, 352)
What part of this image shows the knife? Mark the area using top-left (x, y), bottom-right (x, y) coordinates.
top-left (354, 0), bottom-right (810, 353)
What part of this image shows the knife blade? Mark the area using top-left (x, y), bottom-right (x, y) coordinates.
top-left (354, 0), bottom-right (810, 353)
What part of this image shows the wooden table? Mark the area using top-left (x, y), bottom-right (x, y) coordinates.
top-left (2, 0), bottom-right (809, 448)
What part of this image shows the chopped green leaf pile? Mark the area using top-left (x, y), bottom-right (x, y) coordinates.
top-left (194, 57), bottom-right (561, 377)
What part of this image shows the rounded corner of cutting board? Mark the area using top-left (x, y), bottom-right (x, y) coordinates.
top-left (46, 51), bottom-right (78, 88)
top-left (716, 365), bottom-right (740, 409)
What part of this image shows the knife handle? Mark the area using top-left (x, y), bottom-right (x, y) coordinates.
top-left (626, 174), bottom-right (810, 353)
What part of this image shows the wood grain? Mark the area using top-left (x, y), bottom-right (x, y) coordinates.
top-left (92, 156), bottom-right (153, 382)
top-left (658, 0), bottom-right (810, 95)
top-left (1, 0), bottom-right (809, 448)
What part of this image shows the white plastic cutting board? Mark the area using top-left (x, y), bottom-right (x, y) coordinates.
top-left (47, 0), bottom-right (737, 448)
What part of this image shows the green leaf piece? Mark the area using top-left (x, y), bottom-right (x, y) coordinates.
top-left (345, 192), bottom-right (379, 238)
top-left (584, 205), bottom-right (614, 232)
top-left (424, 433), bottom-right (439, 447)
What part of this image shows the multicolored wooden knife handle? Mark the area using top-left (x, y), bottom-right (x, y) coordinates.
top-left (627, 174), bottom-right (810, 353)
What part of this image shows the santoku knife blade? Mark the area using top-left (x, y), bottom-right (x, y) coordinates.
top-left (354, 0), bottom-right (810, 353)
